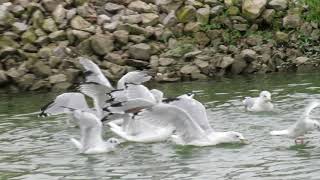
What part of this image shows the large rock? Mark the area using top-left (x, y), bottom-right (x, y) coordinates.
top-left (176, 5), bottom-right (196, 23)
top-left (49, 30), bottom-right (66, 41)
top-left (121, 14), bottom-right (142, 24)
top-left (103, 21), bottom-right (119, 32)
top-left (242, 0), bottom-right (267, 20)
top-left (283, 14), bottom-right (301, 29)
top-left (21, 30), bottom-right (37, 44)
top-left (49, 74), bottom-right (67, 84)
top-left (105, 3), bottom-right (124, 13)
top-left (105, 53), bottom-right (125, 65)
top-left (30, 80), bottom-right (51, 90)
top-left (294, 56), bottom-right (309, 65)
top-left (262, 9), bottom-right (275, 23)
top-left (52, 4), bottom-right (66, 24)
top-left (71, 16), bottom-right (92, 30)
top-left (97, 14), bottom-right (111, 25)
top-left (42, 18), bottom-right (58, 32)
top-left (196, 7), bottom-right (210, 25)
top-left (217, 56), bottom-right (235, 68)
top-left (162, 11), bottom-right (177, 27)
top-left (159, 58), bottom-right (175, 66)
top-left (0, 36), bottom-right (19, 50)
top-left (32, 61), bottom-right (52, 77)
top-left (195, 32), bottom-right (210, 47)
top-left (31, 10), bottom-right (44, 28)
top-left (240, 49), bottom-right (257, 62)
top-left (128, 0), bottom-right (153, 13)
top-left (231, 59), bottom-right (247, 74)
top-left (184, 22), bottom-right (201, 32)
top-left (180, 64), bottom-right (200, 74)
top-left (141, 13), bottom-right (159, 26)
top-left (12, 22), bottom-right (28, 34)
top-left (0, 70), bottom-right (8, 85)
top-left (42, 0), bottom-right (63, 12)
top-left (71, 30), bottom-right (90, 42)
top-left (129, 43), bottom-right (151, 60)
top-left (268, 0), bottom-right (287, 10)
top-left (90, 34), bottom-right (114, 55)
top-left (275, 31), bottom-right (289, 43)
top-left (113, 30), bottom-right (129, 44)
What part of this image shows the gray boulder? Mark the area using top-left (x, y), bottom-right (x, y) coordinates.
top-left (129, 43), bottom-right (151, 60)
top-left (90, 34), bottom-right (114, 55)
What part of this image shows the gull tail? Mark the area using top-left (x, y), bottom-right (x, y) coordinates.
top-left (270, 130), bottom-right (289, 136)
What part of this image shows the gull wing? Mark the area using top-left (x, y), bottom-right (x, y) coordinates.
top-left (72, 110), bottom-right (105, 151)
top-left (79, 57), bottom-right (113, 89)
top-left (135, 103), bottom-right (208, 143)
top-left (39, 93), bottom-right (89, 117)
top-left (168, 96), bottom-right (213, 133)
top-left (117, 71), bottom-right (151, 89)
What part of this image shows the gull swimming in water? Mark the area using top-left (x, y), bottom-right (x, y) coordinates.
top-left (243, 91), bottom-right (274, 112)
top-left (106, 83), bottom-right (174, 143)
top-left (270, 101), bottom-right (320, 145)
top-left (64, 108), bottom-right (120, 154)
top-left (134, 102), bottom-right (247, 146)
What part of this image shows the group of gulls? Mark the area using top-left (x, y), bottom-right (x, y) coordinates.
top-left (39, 57), bottom-right (320, 154)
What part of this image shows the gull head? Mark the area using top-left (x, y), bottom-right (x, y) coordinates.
top-left (224, 131), bottom-right (248, 144)
top-left (150, 89), bottom-right (164, 103)
top-left (259, 91), bottom-right (272, 102)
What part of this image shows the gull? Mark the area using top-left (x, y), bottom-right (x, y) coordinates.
top-left (243, 91), bottom-right (274, 112)
top-left (107, 91), bottom-right (246, 146)
top-left (134, 102), bottom-right (247, 146)
top-left (164, 93), bottom-right (214, 135)
top-left (78, 57), bottom-right (114, 118)
top-left (39, 92), bottom-right (91, 117)
top-left (270, 101), bottom-right (320, 145)
top-left (64, 107), bottom-right (120, 154)
top-left (105, 83), bottom-right (174, 143)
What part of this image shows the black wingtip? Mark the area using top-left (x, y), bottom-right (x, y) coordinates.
top-left (110, 102), bottom-right (123, 107)
top-left (101, 114), bottom-right (114, 122)
top-left (40, 100), bottom-right (54, 112)
top-left (102, 107), bottom-right (110, 112)
top-left (105, 98), bottom-right (115, 103)
top-left (124, 82), bottom-right (138, 88)
top-left (162, 97), bottom-right (180, 103)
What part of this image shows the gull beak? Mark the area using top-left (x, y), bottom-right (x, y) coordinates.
top-left (240, 138), bottom-right (249, 144)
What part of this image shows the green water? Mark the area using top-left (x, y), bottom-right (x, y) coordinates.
top-left (1, 73), bottom-right (320, 179)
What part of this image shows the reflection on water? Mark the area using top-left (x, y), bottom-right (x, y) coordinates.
top-left (1, 73), bottom-right (320, 179)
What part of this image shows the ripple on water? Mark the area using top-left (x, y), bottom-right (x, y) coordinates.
top-left (1, 73), bottom-right (320, 179)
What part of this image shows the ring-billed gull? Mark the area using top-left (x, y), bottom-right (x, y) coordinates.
top-left (105, 83), bottom-right (174, 143)
top-left (64, 107), bottom-right (120, 154)
top-left (270, 101), bottom-right (320, 145)
top-left (135, 103), bottom-right (247, 146)
top-left (243, 91), bottom-right (273, 112)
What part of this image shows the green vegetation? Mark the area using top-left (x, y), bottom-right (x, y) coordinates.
top-left (302, 0), bottom-right (320, 23)
top-left (164, 37), bottom-right (195, 57)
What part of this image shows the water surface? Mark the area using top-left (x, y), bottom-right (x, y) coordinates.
top-left (1, 73), bottom-right (320, 179)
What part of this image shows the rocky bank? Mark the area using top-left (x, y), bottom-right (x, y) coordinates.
top-left (0, 0), bottom-right (319, 91)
